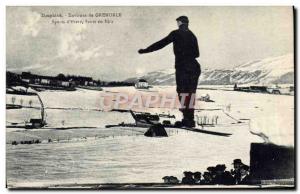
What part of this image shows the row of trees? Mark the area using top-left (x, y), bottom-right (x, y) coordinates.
top-left (7, 71), bottom-right (135, 88)
top-left (57, 73), bottom-right (134, 86)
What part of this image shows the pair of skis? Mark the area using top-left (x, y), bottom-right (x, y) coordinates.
top-left (106, 110), bottom-right (232, 137)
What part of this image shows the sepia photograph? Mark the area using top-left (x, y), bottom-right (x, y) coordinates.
top-left (5, 6), bottom-right (295, 189)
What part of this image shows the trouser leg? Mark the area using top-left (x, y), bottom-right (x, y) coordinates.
top-left (176, 60), bottom-right (201, 127)
top-left (179, 93), bottom-right (196, 127)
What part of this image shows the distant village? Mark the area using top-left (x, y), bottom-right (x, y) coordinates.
top-left (233, 83), bottom-right (294, 95)
top-left (6, 71), bottom-right (294, 96)
top-left (6, 71), bottom-right (134, 92)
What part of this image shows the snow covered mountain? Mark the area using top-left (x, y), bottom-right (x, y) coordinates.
top-left (126, 53), bottom-right (294, 85)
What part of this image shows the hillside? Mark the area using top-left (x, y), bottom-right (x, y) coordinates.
top-left (126, 53), bottom-right (294, 85)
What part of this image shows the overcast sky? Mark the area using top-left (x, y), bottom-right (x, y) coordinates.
top-left (6, 6), bottom-right (293, 81)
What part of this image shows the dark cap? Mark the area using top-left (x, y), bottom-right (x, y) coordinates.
top-left (193, 171), bottom-right (201, 176)
top-left (232, 159), bottom-right (243, 165)
top-left (203, 172), bottom-right (211, 177)
top-left (241, 165), bottom-right (250, 171)
top-left (183, 171), bottom-right (193, 176)
top-left (207, 166), bottom-right (216, 172)
top-left (176, 16), bottom-right (189, 23)
top-left (215, 164), bottom-right (226, 172)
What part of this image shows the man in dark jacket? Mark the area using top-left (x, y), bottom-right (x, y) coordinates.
top-left (201, 171), bottom-right (214, 185)
top-left (181, 171), bottom-right (195, 184)
top-left (138, 16), bottom-right (201, 127)
top-left (238, 165), bottom-right (252, 185)
top-left (231, 159), bottom-right (244, 184)
top-left (212, 164), bottom-right (235, 185)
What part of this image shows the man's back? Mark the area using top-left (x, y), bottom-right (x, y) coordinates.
top-left (138, 26), bottom-right (199, 64)
top-left (171, 28), bottom-right (199, 63)
top-left (138, 16), bottom-right (201, 128)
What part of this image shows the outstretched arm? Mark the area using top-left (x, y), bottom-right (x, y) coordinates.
top-left (139, 32), bottom-right (174, 54)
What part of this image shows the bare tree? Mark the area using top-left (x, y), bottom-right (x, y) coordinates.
top-left (215, 116), bottom-right (219, 125)
top-left (28, 100), bottom-right (33, 107)
top-left (11, 96), bottom-right (16, 105)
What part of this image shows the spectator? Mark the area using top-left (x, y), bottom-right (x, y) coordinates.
top-left (193, 171), bottom-right (202, 184)
top-left (181, 171), bottom-right (195, 184)
top-left (162, 176), bottom-right (170, 183)
top-left (169, 176), bottom-right (180, 184)
top-left (200, 172), bottom-right (213, 185)
top-left (231, 159), bottom-right (244, 184)
top-left (206, 166), bottom-right (217, 179)
top-left (162, 176), bottom-right (180, 184)
top-left (238, 165), bottom-right (251, 185)
top-left (212, 164), bottom-right (234, 185)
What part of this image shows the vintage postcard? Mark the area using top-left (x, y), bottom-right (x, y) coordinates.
top-left (6, 6), bottom-right (294, 189)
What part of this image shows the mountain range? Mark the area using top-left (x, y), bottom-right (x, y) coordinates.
top-left (125, 53), bottom-right (294, 85)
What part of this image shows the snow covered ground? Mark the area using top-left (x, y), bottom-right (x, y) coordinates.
top-left (6, 86), bottom-right (294, 187)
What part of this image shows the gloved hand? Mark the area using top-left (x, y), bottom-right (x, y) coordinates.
top-left (138, 49), bottom-right (147, 54)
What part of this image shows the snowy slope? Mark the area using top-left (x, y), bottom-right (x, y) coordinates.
top-left (126, 69), bottom-right (176, 85)
top-left (232, 53), bottom-right (294, 84)
top-left (126, 53), bottom-right (294, 85)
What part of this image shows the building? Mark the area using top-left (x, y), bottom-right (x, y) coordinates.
top-left (40, 78), bottom-right (51, 85)
top-left (60, 81), bottom-right (70, 87)
top-left (234, 84), bottom-right (268, 93)
top-left (135, 79), bottom-right (149, 89)
top-left (199, 94), bottom-right (210, 102)
top-left (21, 72), bottom-right (34, 83)
top-left (8, 71), bottom-right (100, 89)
